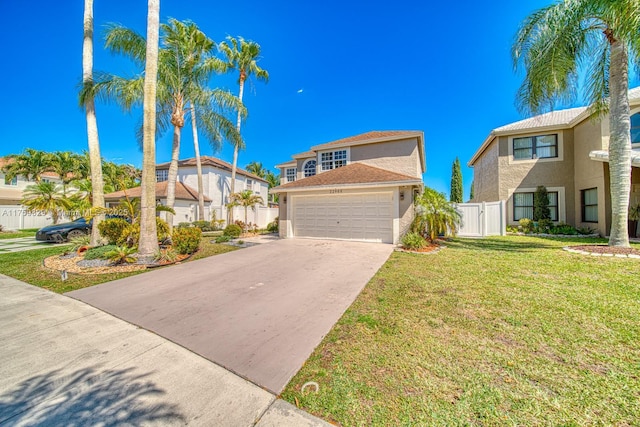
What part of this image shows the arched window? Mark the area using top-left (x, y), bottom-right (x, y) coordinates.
top-left (631, 112), bottom-right (640, 144)
top-left (303, 159), bottom-right (317, 177)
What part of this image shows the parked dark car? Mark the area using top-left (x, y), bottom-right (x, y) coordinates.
top-left (36, 218), bottom-right (91, 242)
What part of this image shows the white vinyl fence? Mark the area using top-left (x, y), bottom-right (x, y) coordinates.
top-left (0, 206), bottom-right (71, 231)
top-left (210, 206), bottom-right (279, 229)
top-left (455, 201), bottom-right (506, 237)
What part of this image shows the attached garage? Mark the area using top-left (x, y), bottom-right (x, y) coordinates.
top-left (292, 192), bottom-right (394, 243)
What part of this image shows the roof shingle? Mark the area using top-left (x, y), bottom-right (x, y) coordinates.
top-left (273, 163), bottom-right (421, 191)
top-left (104, 181), bottom-right (211, 202)
top-left (156, 156), bottom-right (267, 183)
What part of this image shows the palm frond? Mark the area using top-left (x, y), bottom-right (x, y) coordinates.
top-left (103, 23), bottom-right (147, 66)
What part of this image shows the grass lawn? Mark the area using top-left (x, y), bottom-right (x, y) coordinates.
top-left (0, 229), bottom-right (38, 239)
top-left (0, 239), bottom-right (237, 294)
top-left (282, 236), bottom-right (640, 426)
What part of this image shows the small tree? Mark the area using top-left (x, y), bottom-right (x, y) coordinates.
top-left (228, 190), bottom-right (264, 227)
top-left (22, 182), bottom-right (71, 224)
top-left (449, 157), bottom-right (463, 203)
top-left (469, 180), bottom-right (474, 201)
top-left (533, 185), bottom-right (551, 221)
top-left (412, 187), bottom-right (462, 242)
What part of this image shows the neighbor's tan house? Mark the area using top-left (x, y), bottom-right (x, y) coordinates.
top-left (272, 131), bottom-right (425, 244)
top-left (468, 87), bottom-right (640, 237)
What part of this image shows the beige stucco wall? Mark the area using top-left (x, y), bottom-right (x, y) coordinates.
top-left (471, 137), bottom-right (499, 202)
top-left (349, 138), bottom-right (422, 178)
top-left (399, 185), bottom-right (416, 237)
top-left (573, 116), bottom-right (608, 235)
top-left (496, 130), bottom-right (576, 225)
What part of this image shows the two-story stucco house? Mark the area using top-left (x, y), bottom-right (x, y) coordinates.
top-left (104, 156), bottom-right (269, 225)
top-left (469, 87), bottom-right (640, 237)
top-left (272, 131), bottom-right (425, 244)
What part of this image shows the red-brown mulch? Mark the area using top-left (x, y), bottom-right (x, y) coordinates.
top-left (569, 245), bottom-right (640, 256)
top-left (396, 243), bottom-right (442, 254)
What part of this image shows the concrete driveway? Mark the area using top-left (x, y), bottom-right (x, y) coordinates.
top-left (68, 239), bottom-right (393, 393)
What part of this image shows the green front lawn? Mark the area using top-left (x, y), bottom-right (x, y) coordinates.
top-left (0, 239), bottom-right (238, 294)
top-left (0, 229), bottom-right (38, 239)
top-left (283, 236), bottom-right (640, 426)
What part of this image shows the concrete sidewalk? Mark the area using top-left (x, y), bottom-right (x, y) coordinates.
top-left (0, 275), bottom-right (330, 426)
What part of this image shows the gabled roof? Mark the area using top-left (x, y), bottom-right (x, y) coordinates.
top-left (469, 87), bottom-right (640, 167)
top-left (275, 160), bottom-right (296, 169)
top-left (275, 130), bottom-right (426, 173)
top-left (156, 156), bottom-right (267, 183)
top-left (104, 181), bottom-right (211, 202)
top-left (271, 163), bottom-right (422, 193)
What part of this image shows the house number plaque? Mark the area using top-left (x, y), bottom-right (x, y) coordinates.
top-left (329, 189), bottom-right (343, 194)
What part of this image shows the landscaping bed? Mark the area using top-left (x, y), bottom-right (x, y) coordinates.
top-left (282, 235), bottom-right (640, 426)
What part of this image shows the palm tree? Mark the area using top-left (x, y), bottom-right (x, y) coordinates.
top-left (81, 0), bottom-right (106, 247)
top-left (219, 36), bottom-right (269, 203)
top-left (191, 103), bottom-right (205, 221)
top-left (22, 182), bottom-right (71, 225)
top-left (93, 19), bottom-right (244, 231)
top-left (413, 187), bottom-right (461, 242)
top-left (50, 151), bottom-right (80, 195)
top-left (3, 148), bottom-right (52, 183)
top-left (513, 0), bottom-right (640, 247)
top-left (138, 0), bottom-right (160, 258)
top-left (228, 190), bottom-right (264, 226)
top-left (245, 161), bottom-right (266, 178)
top-left (264, 170), bottom-right (279, 203)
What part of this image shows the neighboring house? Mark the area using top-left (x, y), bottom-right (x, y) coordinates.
top-left (104, 156), bottom-right (270, 226)
top-left (0, 157), bottom-right (65, 229)
top-left (468, 87), bottom-right (640, 237)
top-left (272, 131), bottom-right (425, 244)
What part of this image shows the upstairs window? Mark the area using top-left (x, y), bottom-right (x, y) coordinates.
top-left (246, 178), bottom-right (253, 190)
top-left (156, 169), bottom-right (168, 182)
top-left (631, 113), bottom-right (640, 145)
top-left (286, 168), bottom-right (296, 183)
top-left (321, 149), bottom-right (347, 171)
top-left (3, 175), bottom-right (17, 186)
top-left (303, 160), bottom-right (316, 177)
top-left (513, 134), bottom-right (558, 160)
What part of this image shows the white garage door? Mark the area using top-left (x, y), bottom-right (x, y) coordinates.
top-left (292, 192), bottom-right (393, 243)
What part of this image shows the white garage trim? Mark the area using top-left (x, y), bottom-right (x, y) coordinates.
top-left (290, 190), bottom-right (394, 243)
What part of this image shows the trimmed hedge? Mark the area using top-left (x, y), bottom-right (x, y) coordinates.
top-left (223, 224), bottom-right (242, 238)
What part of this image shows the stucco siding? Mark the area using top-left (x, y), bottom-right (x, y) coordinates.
top-left (472, 137), bottom-right (499, 202)
top-left (399, 186), bottom-right (415, 237)
top-left (573, 116), bottom-right (608, 235)
top-left (349, 138), bottom-right (421, 178)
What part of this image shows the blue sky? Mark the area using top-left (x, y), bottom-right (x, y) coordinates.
top-left (1, 0), bottom-right (634, 197)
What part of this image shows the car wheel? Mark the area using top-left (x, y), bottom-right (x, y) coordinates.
top-left (66, 229), bottom-right (87, 240)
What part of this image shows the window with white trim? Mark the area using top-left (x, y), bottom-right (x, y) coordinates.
top-left (631, 113), bottom-right (640, 145)
top-left (303, 159), bottom-right (316, 177)
top-left (246, 178), bottom-right (253, 190)
top-left (581, 188), bottom-right (598, 223)
top-left (156, 169), bottom-right (168, 182)
top-left (513, 134), bottom-right (558, 160)
top-left (286, 168), bottom-right (296, 183)
top-left (3, 175), bottom-right (17, 186)
top-left (321, 149), bottom-right (347, 171)
top-left (513, 191), bottom-right (558, 221)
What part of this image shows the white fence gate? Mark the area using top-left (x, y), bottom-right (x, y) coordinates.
top-left (210, 206), bottom-right (279, 229)
top-left (455, 201), bottom-right (506, 237)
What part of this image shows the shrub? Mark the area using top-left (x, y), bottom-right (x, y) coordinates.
top-left (577, 226), bottom-right (597, 235)
top-left (506, 225), bottom-right (519, 233)
top-left (210, 219), bottom-right (225, 230)
top-left (84, 244), bottom-right (118, 260)
top-left (172, 227), bottom-right (202, 254)
top-left (536, 218), bottom-right (553, 233)
top-left (69, 234), bottom-right (91, 251)
top-left (154, 248), bottom-right (178, 264)
top-left (519, 218), bottom-right (533, 233)
top-left (533, 186), bottom-right (551, 221)
top-left (98, 218), bottom-right (130, 245)
top-left (402, 232), bottom-right (428, 250)
top-left (550, 222), bottom-right (577, 235)
top-left (412, 187), bottom-right (461, 241)
top-left (177, 222), bottom-right (192, 229)
top-left (104, 245), bottom-right (137, 264)
top-left (223, 224), bottom-right (242, 238)
top-left (215, 235), bottom-right (231, 243)
top-left (266, 218), bottom-right (279, 233)
top-left (117, 217), bottom-right (170, 247)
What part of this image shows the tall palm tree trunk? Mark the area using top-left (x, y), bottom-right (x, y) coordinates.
top-left (607, 31), bottom-right (631, 247)
top-left (165, 125), bottom-right (182, 230)
top-left (228, 76), bottom-right (245, 223)
top-left (191, 104), bottom-right (205, 221)
top-left (139, 0), bottom-right (160, 258)
top-left (83, 0), bottom-right (105, 247)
